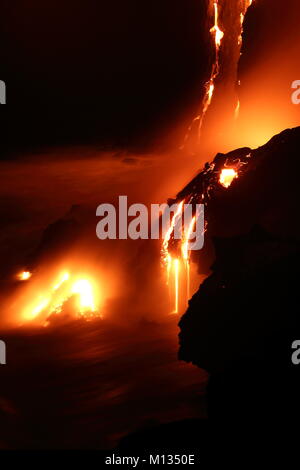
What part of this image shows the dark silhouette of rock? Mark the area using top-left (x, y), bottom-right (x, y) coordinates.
top-left (115, 129), bottom-right (300, 461)
top-left (179, 127), bottom-right (300, 436)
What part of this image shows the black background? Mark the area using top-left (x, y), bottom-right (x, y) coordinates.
top-left (0, 0), bottom-right (210, 152)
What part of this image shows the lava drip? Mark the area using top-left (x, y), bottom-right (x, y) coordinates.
top-left (183, 0), bottom-right (255, 151)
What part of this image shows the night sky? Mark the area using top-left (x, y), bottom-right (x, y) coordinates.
top-left (1, 0), bottom-right (299, 154)
top-left (0, 0), bottom-right (210, 152)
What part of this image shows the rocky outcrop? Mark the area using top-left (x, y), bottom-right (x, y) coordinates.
top-left (179, 127), bottom-right (300, 423)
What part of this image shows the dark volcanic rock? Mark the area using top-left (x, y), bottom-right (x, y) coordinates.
top-left (179, 127), bottom-right (300, 424)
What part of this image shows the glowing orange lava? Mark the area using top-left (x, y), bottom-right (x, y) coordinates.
top-left (182, 0), bottom-right (224, 144)
top-left (173, 259), bottom-right (180, 314)
top-left (182, 216), bottom-right (196, 303)
top-left (182, 216), bottom-right (196, 262)
top-left (197, 0), bottom-right (224, 135)
top-left (21, 270), bottom-right (101, 323)
top-left (17, 271), bottom-right (32, 281)
top-left (27, 296), bottom-right (50, 320)
top-left (72, 279), bottom-right (96, 313)
top-left (53, 272), bottom-right (69, 290)
top-left (162, 206), bottom-right (198, 313)
top-left (210, 1), bottom-right (224, 48)
top-left (162, 200), bottom-right (184, 274)
top-left (166, 253), bottom-right (172, 286)
top-left (163, 0), bottom-right (255, 311)
top-left (219, 168), bottom-right (238, 188)
top-left (162, 201), bottom-right (184, 312)
top-left (235, 99), bottom-right (240, 120)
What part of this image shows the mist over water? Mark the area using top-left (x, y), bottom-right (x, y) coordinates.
top-left (0, 147), bottom-right (208, 449)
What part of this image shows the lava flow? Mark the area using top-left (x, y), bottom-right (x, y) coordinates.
top-left (219, 168), bottom-right (238, 188)
top-left (182, 216), bottom-right (196, 301)
top-left (184, 0), bottom-right (254, 145)
top-left (198, 0), bottom-right (225, 133)
top-left (164, 0), bottom-right (256, 313)
top-left (16, 268), bottom-right (102, 325)
top-left (173, 258), bottom-right (180, 314)
top-left (162, 153), bottom-right (252, 313)
top-left (183, 0), bottom-right (224, 143)
top-left (17, 271), bottom-right (32, 281)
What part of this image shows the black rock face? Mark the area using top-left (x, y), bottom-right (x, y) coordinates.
top-left (179, 127), bottom-right (300, 424)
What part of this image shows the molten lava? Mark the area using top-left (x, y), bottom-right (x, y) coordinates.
top-left (161, 157), bottom-right (249, 312)
top-left (53, 272), bottom-right (69, 290)
top-left (21, 270), bottom-right (101, 324)
top-left (162, 200), bottom-right (184, 282)
top-left (163, 0), bottom-right (256, 311)
top-left (210, 1), bottom-right (224, 48)
top-left (162, 202), bottom-right (184, 257)
top-left (183, 0), bottom-right (255, 143)
top-left (181, 216), bottom-right (196, 262)
top-left (182, 0), bottom-right (224, 144)
top-left (163, 206), bottom-right (198, 313)
top-left (197, 0), bottom-right (224, 135)
top-left (234, 99), bottom-right (240, 120)
top-left (173, 259), bottom-right (180, 314)
top-left (72, 279), bottom-right (96, 313)
top-left (182, 216), bottom-right (196, 303)
top-left (219, 168), bottom-right (238, 188)
top-left (17, 271), bottom-right (32, 281)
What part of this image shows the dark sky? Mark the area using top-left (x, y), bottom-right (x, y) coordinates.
top-left (0, 0), bottom-right (210, 152)
top-left (1, 0), bottom-right (299, 155)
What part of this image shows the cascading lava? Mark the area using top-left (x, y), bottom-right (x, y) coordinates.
top-left (183, 0), bottom-right (224, 144)
top-left (162, 0), bottom-right (255, 313)
top-left (162, 148), bottom-right (253, 312)
top-left (199, 0), bottom-right (224, 134)
top-left (184, 0), bottom-right (253, 144)
top-left (235, 0), bottom-right (253, 120)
